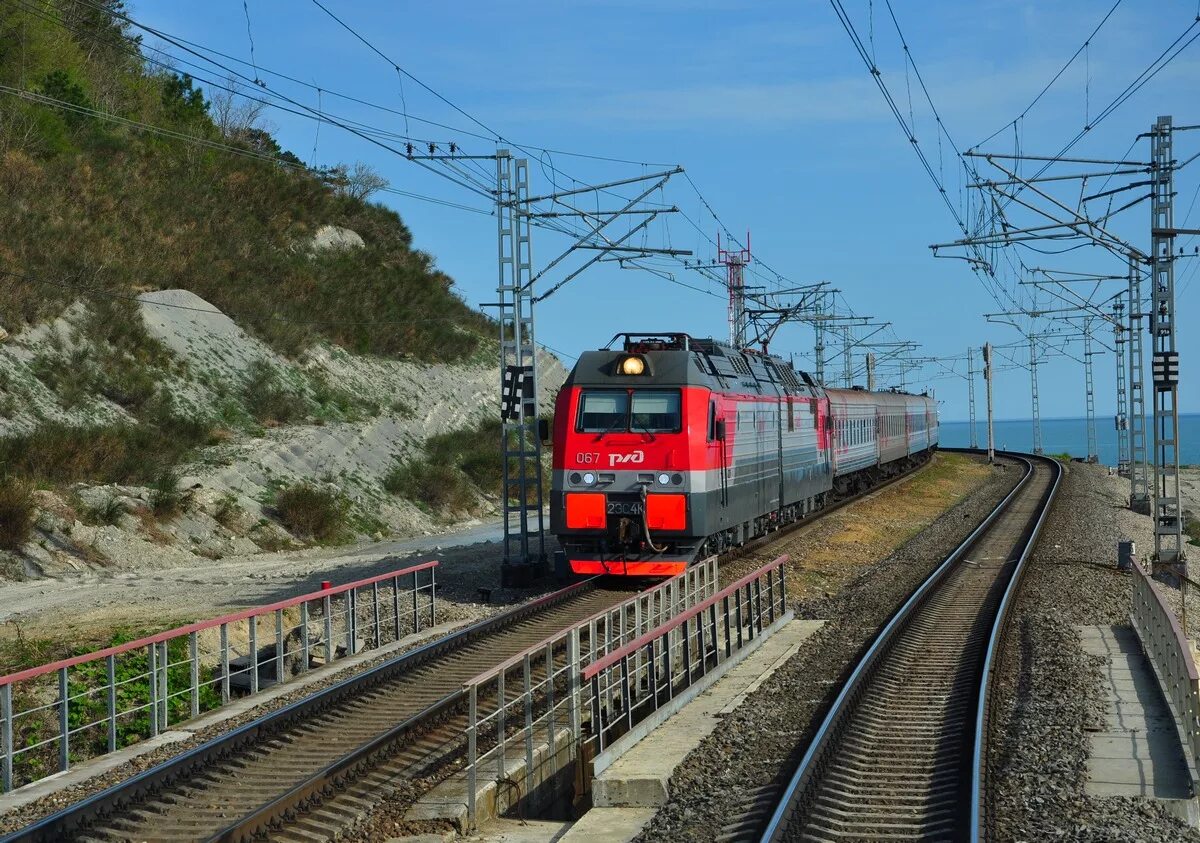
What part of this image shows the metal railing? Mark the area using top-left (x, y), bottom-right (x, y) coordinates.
top-left (584, 555), bottom-right (788, 756)
top-left (0, 561), bottom-right (437, 793)
top-left (1131, 560), bottom-right (1200, 767)
top-left (460, 558), bottom-right (720, 828)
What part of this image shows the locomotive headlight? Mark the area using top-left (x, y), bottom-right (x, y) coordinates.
top-left (657, 473), bottom-right (671, 485)
top-left (618, 355), bottom-right (646, 375)
top-left (582, 472), bottom-right (596, 485)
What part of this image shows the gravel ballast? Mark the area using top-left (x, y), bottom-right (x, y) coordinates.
top-left (633, 456), bottom-right (1021, 842)
top-left (988, 462), bottom-right (1200, 842)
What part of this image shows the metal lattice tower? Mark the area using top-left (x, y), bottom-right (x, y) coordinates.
top-left (718, 232), bottom-right (751, 349)
top-left (842, 326), bottom-right (854, 388)
top-left (967, 347), bottom-right (978, 449)
top-left (1113, 299), bottom-right (1130, 477)
top-left (1029, 335), bottom-right (1043, 455)
top-left (1129, 256), bottom-right (1150, 512)
top-left (496, 151), bottom-right (546, 581)
top-left (814, 292), bottom-right (828, 385)
top-left (1149, 116), bottom-right (1185, 568)
top-left (1083, 320), bottom-right (1098, 463)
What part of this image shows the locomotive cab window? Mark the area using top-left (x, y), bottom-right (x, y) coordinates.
top-left (631, 390), bottom-right (681, 432)
top-left (576, 389), bottom-right (681, 433)
top-left (577, 390), bottom-right (629, 432)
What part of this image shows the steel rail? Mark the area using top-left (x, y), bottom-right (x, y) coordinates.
top-left (969, 453), bottom-right (1062, 841)
top-left (759, 450), bottom-right (1061, 842)
top-left (3, 577), bottom-right (605, 843)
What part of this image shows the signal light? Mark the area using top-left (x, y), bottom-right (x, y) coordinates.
top-left (618, 355), bottom-right (646, 375)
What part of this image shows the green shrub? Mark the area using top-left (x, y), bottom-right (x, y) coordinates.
top-left (275, 482), bottom-right (349, 542)
top-left (384, 459), bottom-right (476, 513)
top-left (150, 469), bottom-right (182, 518)
top-left (0, 477), bottom-right (36, 550)
top-left (243, 361), bottom-right (309, 425)
top-left (0, 419), bottom-right (210, 485)
top-left (87, 495), bottom-right (125, 526)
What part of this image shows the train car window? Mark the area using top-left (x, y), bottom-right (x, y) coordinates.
top-left (631, 390), bottom-right (682, 432)
top-left (577, 390), bottom-right (629, 432)
top-left (811, 401), bottom-right (819, 430)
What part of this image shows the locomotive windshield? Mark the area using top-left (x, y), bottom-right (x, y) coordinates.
top-left (577, 389), bottom-right (681, 433)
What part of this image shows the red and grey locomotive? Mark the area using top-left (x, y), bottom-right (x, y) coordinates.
top-left (550, 333), bottom-right (938, 577)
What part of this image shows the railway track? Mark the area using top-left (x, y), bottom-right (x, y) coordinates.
top-left (3, 450), bottom-right (947, 842)
top-left (4, 581), bottom-right (635, 843)
top-left (757, 451), bottom-right (1060, 842)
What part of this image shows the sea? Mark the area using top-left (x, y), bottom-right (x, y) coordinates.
top-left (939, 413), bottom-right (1200, 466)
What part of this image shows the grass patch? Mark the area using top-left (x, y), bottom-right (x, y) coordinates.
top-left (0, 477), bottom-right (36, 550)
top-left (0, 628), bottom-right (222, 789)
top-left (274, 482), bottom-right (349, 542)
top-left (150, 469), bottom-right (182, 518)
top-left (86, 495), bottom-right (125, 526)
top-left (1186, 518), bottom-right (1200, 548)
top-left (242, 361), bottom-right (310, 425)
top-left (384, 417), bottom-right (552, 515)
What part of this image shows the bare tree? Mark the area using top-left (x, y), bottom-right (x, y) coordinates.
top-left (209, 75), bottom-right (268, 142)
top-left (342, 161), bottom-right (389, 201)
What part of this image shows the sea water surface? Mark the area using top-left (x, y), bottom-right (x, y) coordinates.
top-left (938, 413), bottom-right (1200, 466)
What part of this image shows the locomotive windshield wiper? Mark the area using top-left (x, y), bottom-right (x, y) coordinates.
top-left (632, 420), bottom-right (657, 441)
top-left (593, 415), bottom-right (628, 441)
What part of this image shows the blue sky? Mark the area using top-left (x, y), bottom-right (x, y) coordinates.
top-left (134, 0), bottom-right (1200, 422)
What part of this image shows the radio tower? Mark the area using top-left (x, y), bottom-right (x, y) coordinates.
top-left (718, 231), bottom-right (751, 348)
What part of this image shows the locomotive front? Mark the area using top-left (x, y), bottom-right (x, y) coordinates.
top-left (550, 335), bottom-right (709, 576)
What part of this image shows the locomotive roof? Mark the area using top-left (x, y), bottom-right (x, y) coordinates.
top-left (567, 335), bottom-right (823, 398)
top-left (565, 333), bottom-right (935, 404)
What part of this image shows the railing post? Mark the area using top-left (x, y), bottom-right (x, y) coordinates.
top-left (300, 601), bottom-right (310, 674)
top-left (345, 590), bottom-right (356, 657)
top-left (323, 595), bottom-right (333, 666)
top-left (107, 655), bottom-right (118, 751)
top-left (523, 654), bottom-right (534, 807)
top-left (429, 565), bottom-right (437, 627)
top-left (767, 567), bottom-right (776, 624)
top-left (58, 666), bottom-right (70, 772)
top-left (249, 619), bottom-right (259, 695)
top-left (188, 633), bottom-right (199, 719)
top-left (372, 580), bottom-right (381, 649)
top-left (1, 682), bottom-right (12, 793)
top-left (545, 642), bottom-right (557, 776)
top-left (412, 571), bottom-right (420, 634)
top-left (392, 575), bottom-right (401, 642)
top-left (220, 623), bottom-right (230, 703)
top-left (591, 674), bottom-right (603, 753)
top-left (621, 654), bottom-right (633, 732)
top-left (569, 628), bottom-right (582, 747)
top-left (159, 641), bottom-right (169, 727)
top-left (148, 645), bottom-right (159, 738)
top-left (735, 589), bottom-right (744, 649)
top-left (723, 594), bottom-right (732, 658)
top-left (498, 670), bottom-right (507, 782)
top-left (275, 609), bottom-right (285, 686)
top-left (780, 560), bottom-right (788, 612)
top-left (467, 683), bottom-right (477, 830)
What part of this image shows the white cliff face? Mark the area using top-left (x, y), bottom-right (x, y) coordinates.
top-left (0, 289), bottom-right (568, 576)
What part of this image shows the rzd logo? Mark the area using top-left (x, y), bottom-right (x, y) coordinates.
top-left (608, 450), bottom-right (645, 467)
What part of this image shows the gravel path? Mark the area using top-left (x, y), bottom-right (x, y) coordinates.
top-left (634, 457), bottom-right (1021, 842)
top-left (988, 462), bottom-right (1200, 842)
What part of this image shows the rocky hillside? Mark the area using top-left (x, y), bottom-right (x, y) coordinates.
top-left (0, 1), bottom-right (568, 578)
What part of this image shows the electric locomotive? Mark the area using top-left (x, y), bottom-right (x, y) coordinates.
top-left (550, 333), bottom-right (937, 577)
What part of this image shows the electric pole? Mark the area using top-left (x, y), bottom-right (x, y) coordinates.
top-left (983, 343), bottom-right (995, 464)
top-left (967, 347), bottom-right (978, 449)
top-left (1148, 115), bottom-right (1185, 571)
top-left (1083, 319), bottom-right (1098, 463)
top-left (1029, 335), bottom-right (1043, 456)
top-left (1129, 256), bottom-right (1150, 513)
top-left (1114, 299), bottom-right (1130, 477)
top-left (718, 231), bottom-right (751, 349)
top-left (866, 353), bottom-right (876, 391)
